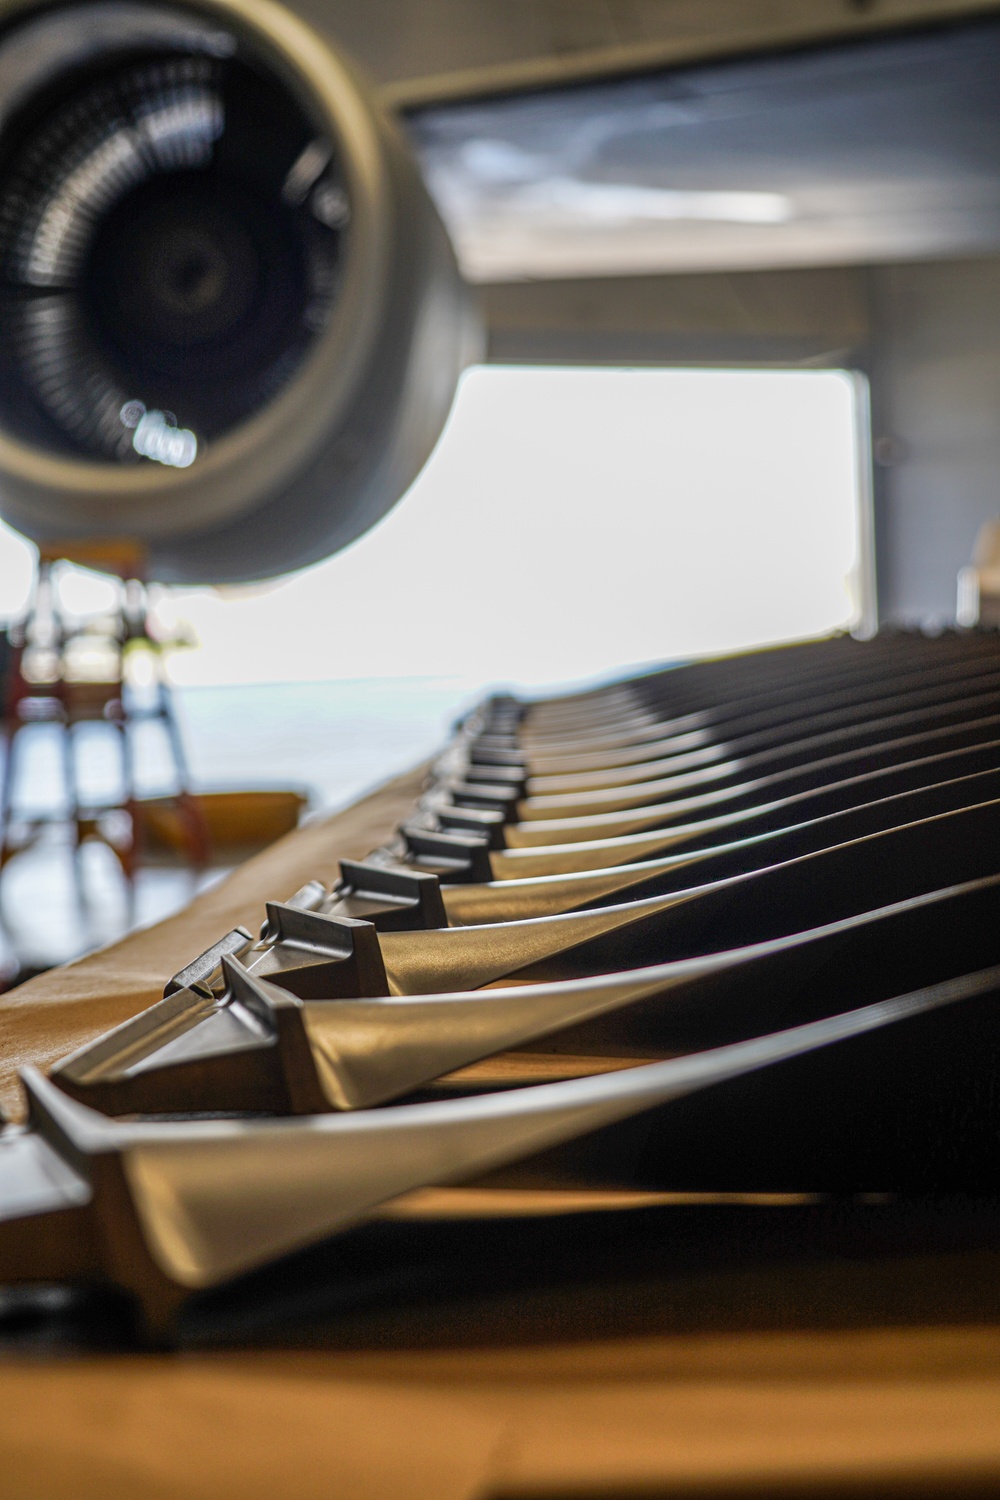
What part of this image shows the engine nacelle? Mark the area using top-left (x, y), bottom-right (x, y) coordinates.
top-left (0, 0), bottom-right (480, 580)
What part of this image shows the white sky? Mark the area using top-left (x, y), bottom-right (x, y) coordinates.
top-left (0, 365), bottom-right (864, 691)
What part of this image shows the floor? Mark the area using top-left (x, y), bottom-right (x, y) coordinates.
top-left (0, 676), bottom-right (474, 979)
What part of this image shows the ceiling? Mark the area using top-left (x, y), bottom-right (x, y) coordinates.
top-left (404, 16), bottom-right (1000, 281)
top-left (302, 0), bottom-right (1000, 107)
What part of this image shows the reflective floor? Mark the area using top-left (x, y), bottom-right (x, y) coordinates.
top-left (0, 676), bottom-right (472, 979)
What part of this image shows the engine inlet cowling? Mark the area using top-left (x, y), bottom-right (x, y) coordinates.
top-left (0, 0), bottom-right (480, 581)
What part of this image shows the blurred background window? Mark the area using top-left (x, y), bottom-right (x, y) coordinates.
top-left (0, 362), bottom-right (869, 817)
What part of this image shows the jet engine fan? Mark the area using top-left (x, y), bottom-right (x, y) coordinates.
top-left (0, 0), bottom-right (480, 580)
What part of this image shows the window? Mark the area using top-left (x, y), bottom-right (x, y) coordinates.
top-left (162, 364), bottom-right (871, 690)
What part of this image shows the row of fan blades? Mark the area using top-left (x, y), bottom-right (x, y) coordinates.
top-left (4, 628), bottom-right (1000, 1334)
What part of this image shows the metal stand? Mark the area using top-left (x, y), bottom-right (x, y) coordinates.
top-left (0, 551), bottom-right (209, 883)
